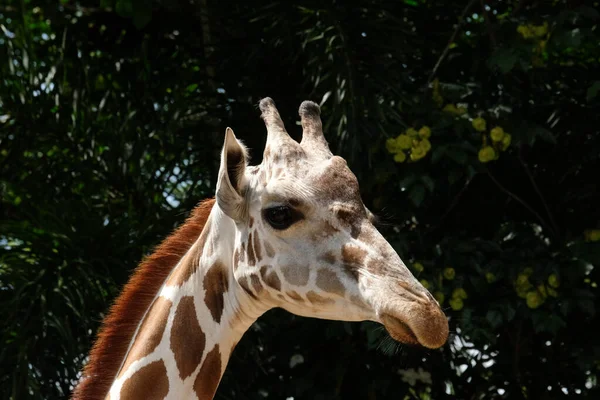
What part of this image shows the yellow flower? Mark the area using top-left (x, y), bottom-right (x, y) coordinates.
top-left (490, 126), bottom-right (505, 142)
top-left (443, 267), bottom-right (456, 280)
top-left (443, 104), bottom-right (457, 113)
top-left (478, 146), bottom-right (496, 163)
top-left (501, 133), bottom-right (512, 150)
top-left (537, 284), bottom-right (548, 299)
top-left (420, 279), bottom-right (430, 290)
top-left (516, 273), bottom-right (530, 287)
top-left (547, 274), bottom-right (560, 288)
top-left (418, 126), bottom-right (431, 139)
top-left (515, 273), bottom-right (532, 298)
top-left (396, 134), bottom-right (412, 150)
top-left (449, 297), bottom-right (464, 311)
top-left (472, 117), bottom-right (487, 132)
top-left (393, 151), bottom-right (406, 163)
top-left (452, 288), bottom-right (468, 299)
top-left (442, 103), bottom-right (467, 116)
top-left (517, 24), bottom-right (535, 39)
top-left (419, 138), bottom-right (432, 153)
top-left (410, 146), bottom-right (427, 161)
top-left (526, 290), bottom-right (544, 309)
top-left (485, 272), bottom-right (496, 283)
top-left (516, 285), bottom-right (529, 299)
top-left (433, 291), bottom-right (445, 305)
top-left (584, 229), bottom-right (600, 242)
top-left (386, 138), bottom-right (399, 153)
top-left (413, 262), bottom-right (424, 273)
top-left (406, 128), bottom-right (419, 137)
top-left (533, 21), bottom-right (548, 38)
top-left (547, 286), bottom-right (558, 297)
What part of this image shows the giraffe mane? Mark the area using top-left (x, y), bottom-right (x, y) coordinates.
top-left (71, 198), bottom-right (216, 400)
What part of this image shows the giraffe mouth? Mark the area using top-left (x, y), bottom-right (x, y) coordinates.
top-left (381, 315), bottom-right (419, 345)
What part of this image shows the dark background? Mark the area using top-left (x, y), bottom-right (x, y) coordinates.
top-left (1, 0), bottom-right (599, 399)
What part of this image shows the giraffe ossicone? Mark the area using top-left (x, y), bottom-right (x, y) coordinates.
top-left (72, 97), bottom-right (449, 400)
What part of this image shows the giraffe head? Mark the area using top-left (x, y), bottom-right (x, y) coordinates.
top-left (216, 98), bottom-right (448, 349)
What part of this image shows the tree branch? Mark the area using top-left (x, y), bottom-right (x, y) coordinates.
top-left (428, 0), bottom-right (479, 83)
top-left (427, 176), bottom-right (474, 234)
top-left (486, 170), bottom-right (555, 237)
top-left (519, 152), bottom-right (560, 239)
top-left (480, 0), bottom-right (497, 48)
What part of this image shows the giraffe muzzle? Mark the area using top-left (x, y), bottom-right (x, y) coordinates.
top-left (380, 299), bottom-right (449, 349)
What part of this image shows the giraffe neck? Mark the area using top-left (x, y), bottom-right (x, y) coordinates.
top-left (108, 207), bottom-right (265, 400)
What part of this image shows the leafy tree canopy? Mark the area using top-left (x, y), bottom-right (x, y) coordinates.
top-left (1, 0), bottom-right (599, 399)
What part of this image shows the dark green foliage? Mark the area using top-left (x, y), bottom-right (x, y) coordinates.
top-left (1, 0), bottom-right (599, 399)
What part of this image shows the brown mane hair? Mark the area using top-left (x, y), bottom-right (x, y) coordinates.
top-left (71, 198), bottom-right (216, 400)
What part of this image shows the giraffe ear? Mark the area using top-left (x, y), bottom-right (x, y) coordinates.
top-left (216, 128), bottom-right (248, 222)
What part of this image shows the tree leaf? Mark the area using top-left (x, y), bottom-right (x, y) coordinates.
top-left (576, 6), bottom-right (600, 19)
top-left (421, 175), bottom-right (435, 192)
top-left (533, 125), bottom-right (556, 144)
top-left (115, 0), bottom-right (133, 17)
top-left (587, 81), bottom-right (600, 101)
top-left (487, 48), bottom-right (517, 74)
top-left (446, 147), bottom-right (468, 165)
top-left (431, 145), bottom-right (446, 163)
top-left (409, 184), bottom-right (426, 207)
top-left (133, 3), bottom-right (153, 29)
top-left (486, 309), bottom-right (503, 328)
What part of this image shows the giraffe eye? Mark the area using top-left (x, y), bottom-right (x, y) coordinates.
top-left (263, 206), bottom-right (300, 230)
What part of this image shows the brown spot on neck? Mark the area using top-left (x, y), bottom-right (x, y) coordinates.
top-left (264, 241), bottom-right (275, 258)
top-left (306, 291), bottom-right (335, 305)
top-left (238, 276), bottom-right (259, 300)
top-left (316, 269), bottom-right (346, 297)
top-left (204, 261), bottom-right (229, 324)
top-left (250, 274), bottom-right (264, 294)
top-left (281, 264), bottom-right (309, 286)
top-left (253, 231), bottom-right (263, 262)
top-left (246, 233), bottom-right (256, 266)
top-left (170, 296), bottom-right (206, 379)
top-left (233, 248), bottom-right (240, 271)
top-left (287, 290), bottom-right (303, 301)
top-left (193, 345), bottom-right (223, 400)
top-left (260, 265), bottom-right (281, 291)
top-left (118, 297), bottom-right (172, 378)
top-left (120, 360), bottom-right (169, 400)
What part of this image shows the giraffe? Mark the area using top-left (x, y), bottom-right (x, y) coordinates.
top-left (72, 98), bottom-right (449, 400)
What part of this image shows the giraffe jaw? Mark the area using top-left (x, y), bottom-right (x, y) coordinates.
top-left (380, 314), bottom-right (420, 346)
